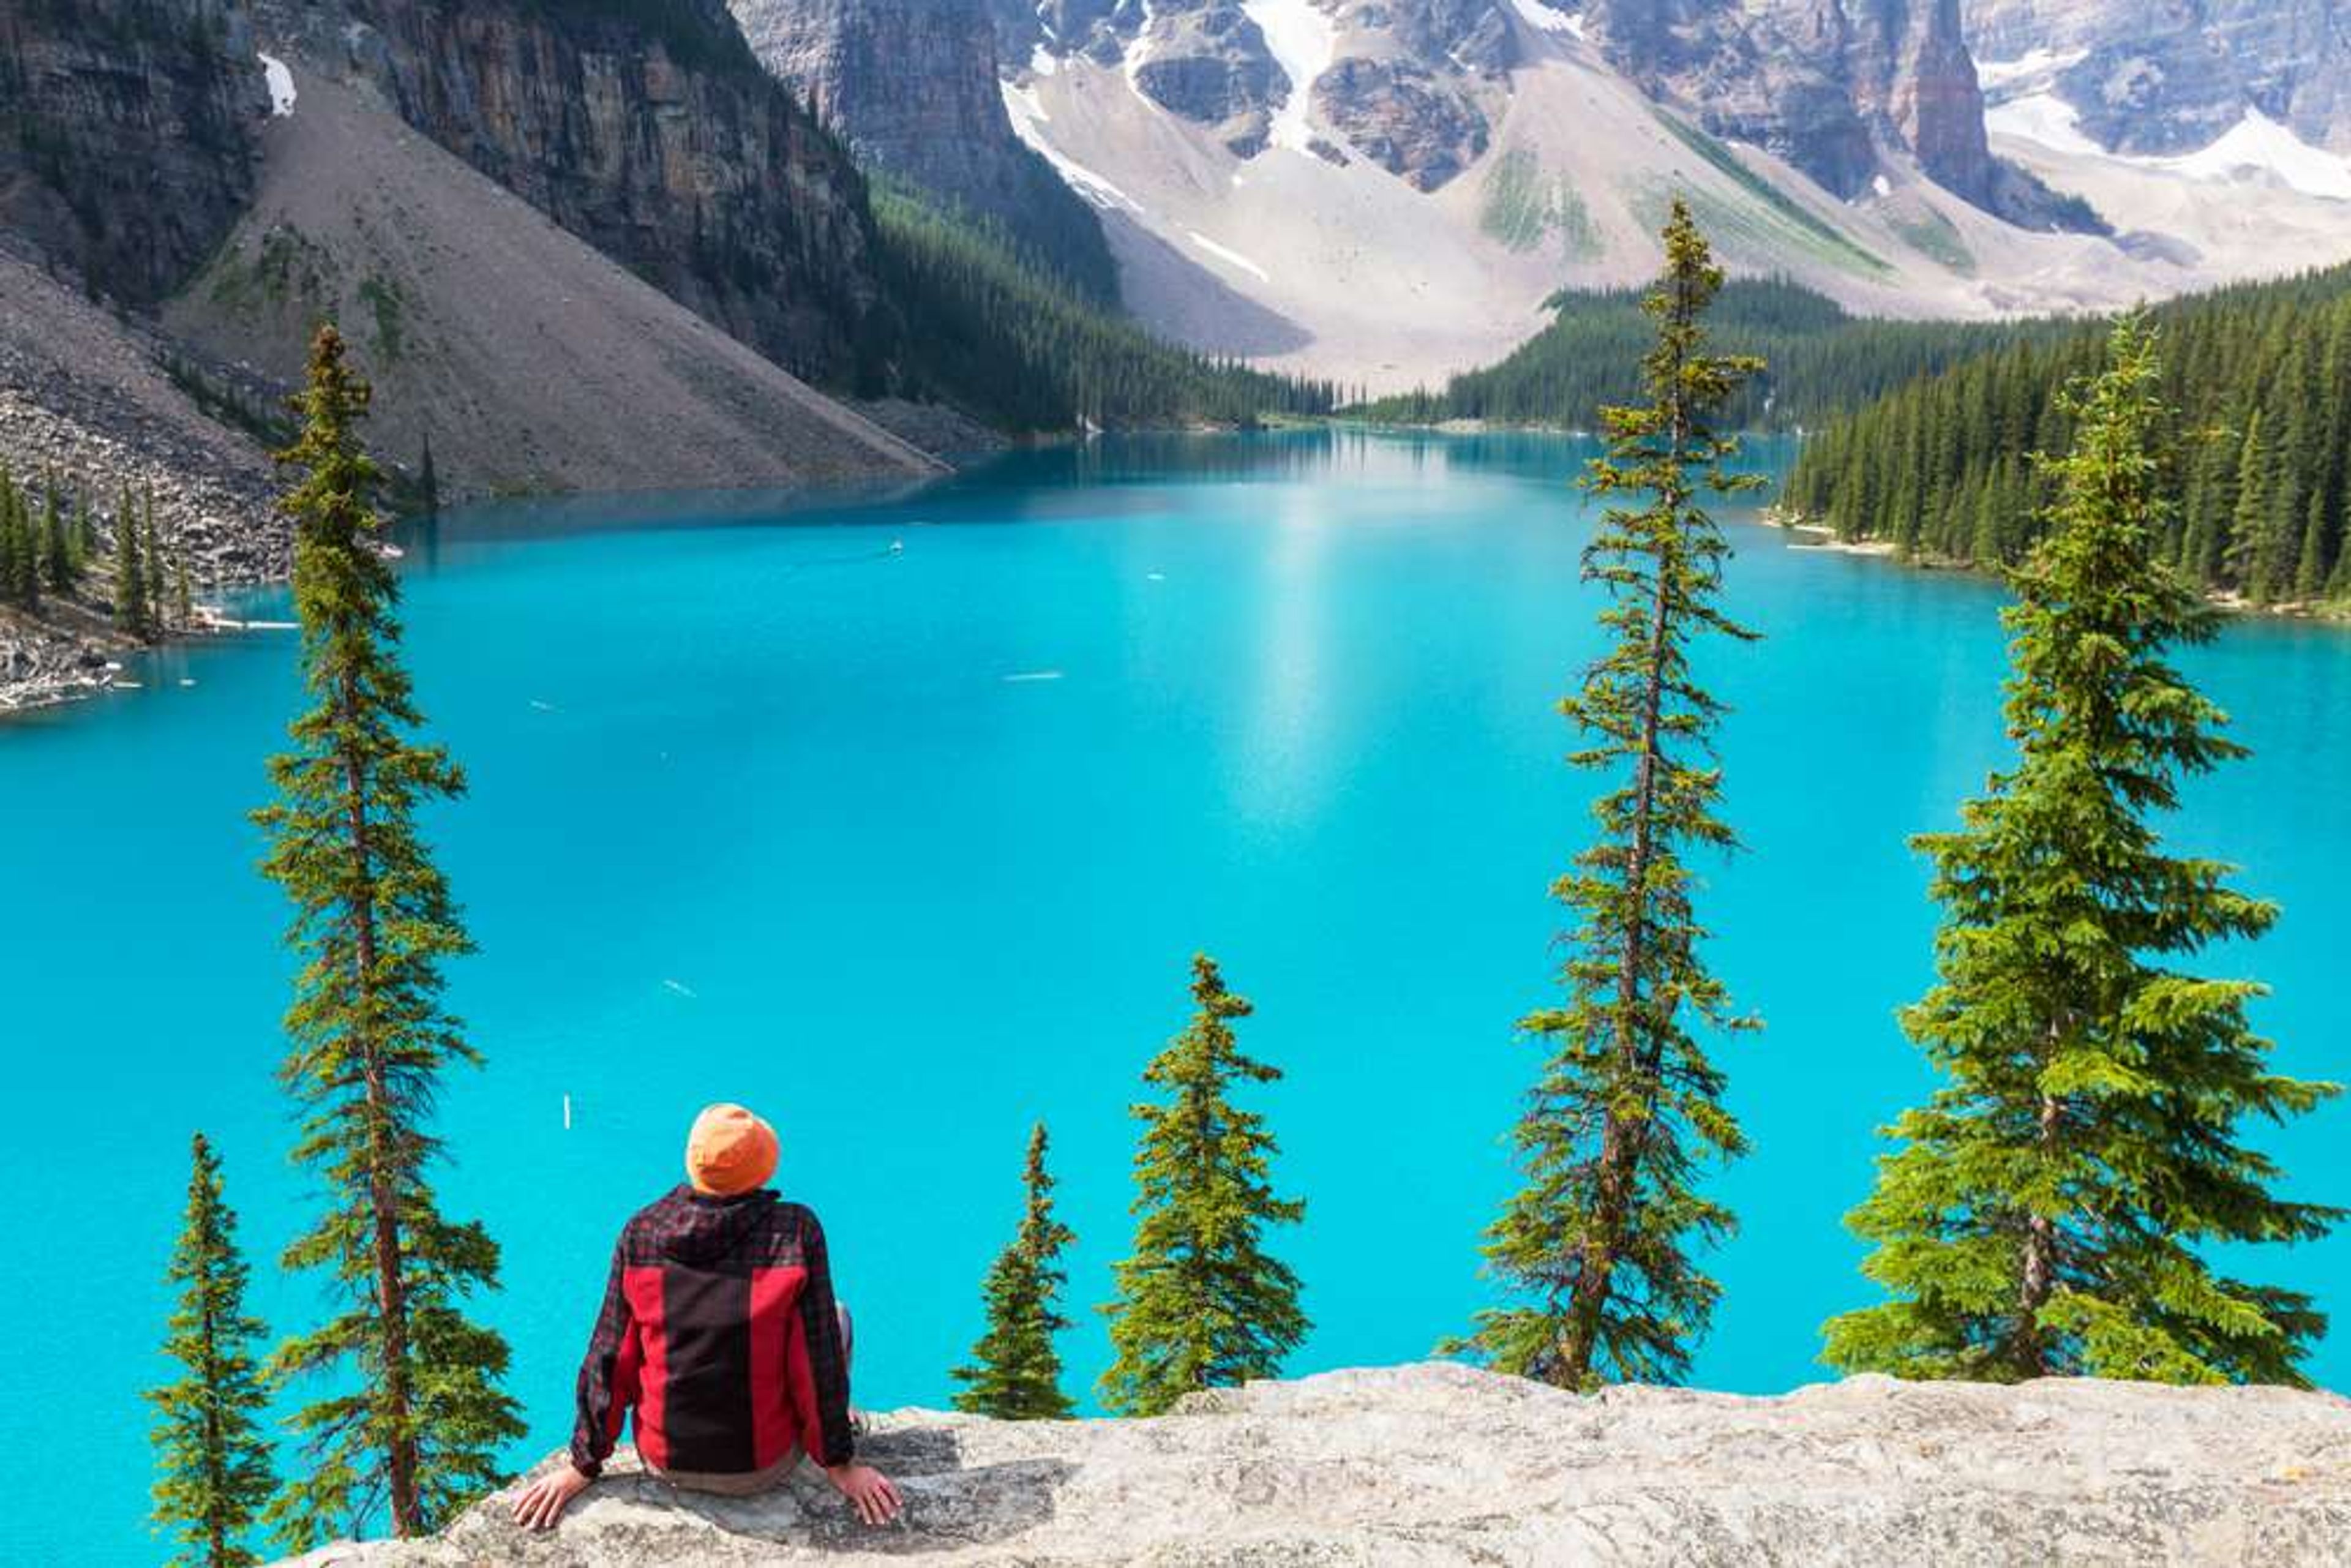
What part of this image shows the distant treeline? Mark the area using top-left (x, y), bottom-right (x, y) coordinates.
top-left (1783, 263), bottom-right (2351, 604)
top-left (1355, 279), bottom-right (2074, 432)
top-left (873, 182), bottom-right (1340, 433)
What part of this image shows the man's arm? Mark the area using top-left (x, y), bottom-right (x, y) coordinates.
top-left (793, 1209), bottom-right (857, 1468)
top-left (793, 1209), bottom-right (902, 1526)
top-left (571, 1242), bottom-right (637, 1477)
top-left (517, 1238), bottom-right (635, 1531)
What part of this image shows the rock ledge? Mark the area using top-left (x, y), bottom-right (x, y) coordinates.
top-left (282, 1362), bottom-right (2351, 1566)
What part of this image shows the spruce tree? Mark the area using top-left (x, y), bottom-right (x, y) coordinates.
top-left (144, 493), bottom-right (169, 630)
top-left (148, 1133), bottom-right (276, 1568)
top-left (1823, 319), bottom-right (2341, 1386)
top-left (256, 326), bottom-right (521, 1545)
top-left (951, 1122), bottom-right (1079, 1420)
top-left (114, 484), bottom-right (148, 638)
top-left (43, 479), bottom-right (74, 595)
top-left (1100, 955), bottom-right (1307, 1416)
top-left (1458, 200), bottom-right (1761, 1390)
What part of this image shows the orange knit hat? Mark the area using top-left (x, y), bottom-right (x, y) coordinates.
top-left (685, 1103), bottom-right (778, 1196)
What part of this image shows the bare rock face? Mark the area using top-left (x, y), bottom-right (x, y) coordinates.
top-left (728, 0), bottom-right (1117, 299)
top-left (1313, 58), bottom-right (1490, 192)
top-left (1130, 2), bottom-right (1286, 157)
top-left (273, 1364), bottom-right (2351, 1567)
top-left (1588, 0), bottom-right (1991, 204)
top-left (0, 0), bottom-right (268, 304)
top-left (252, 0), bottom-right (891, 388)
top-left (1962, 0), bottom-right (2351, 157)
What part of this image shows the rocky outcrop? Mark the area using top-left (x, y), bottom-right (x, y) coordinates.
top-left (1963, 0), bottom-right (2351, 157)
top-left (0, 0), bottom-right (268, 304)
top-left (250, 0), bottom-right (892, 387)
top-left (275, 1364), bottom-right (2351, 1566)
top-left (1130, 1), bottom-right (1285, 157)
top-left (1587, 0), bottom-right (1985, 203)
top-left (728, 0), bottom-right (1117, 301)
top-left (1314, 58), bottom-right (1490, 191)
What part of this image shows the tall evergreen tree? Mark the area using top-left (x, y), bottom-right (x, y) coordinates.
top-left (1823, 319), bottom-right (2341, 1386)
top-left (144, 493), bottom-right (169, 630)
top-left (42, 478), bottom-right (74, 595)
top-left (1100, 955), bottom-right (1307, 1416)
top-left (114, 484), bottom-right (148, 638)
top-left (256, 326), bottom-right (521, 1546)
top-left (951, 1122), bottom-right (1079, 1420)
top-left (1458, 200), bottom-right (1762, 1390)
top-left (148, 1133), bottom-right (276, 1568)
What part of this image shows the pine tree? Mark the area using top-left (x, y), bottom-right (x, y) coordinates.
top-left (2230, 412), bottom-right (2278, 601)
top-left (144, 492), bottom-right (169, 630)
top-left (114, 484), bottom-right (148, 638)
top-left (148, 1133), bottom-right (276, 1568)
top-left (1100, 955), bottom-right (1307, 1416)
top-left (1457, 200), bottom-right (1762, 1390)
top-left (43, 478), bottom-right (74, 595)
top-left (1823, 318), bottom-right (2341, 1386)
top-left (256, 326), bottom-right (522, 1546)
top-left (951, 1122), bottom-right (1079, 1420)
top-left (176, 546), bottom-right (197, 628)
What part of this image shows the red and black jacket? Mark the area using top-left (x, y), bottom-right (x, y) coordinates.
top-left (571, 1187), bottom-right (854, 1477)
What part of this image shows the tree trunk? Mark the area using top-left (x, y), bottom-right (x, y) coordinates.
top-left (340, 683), bottom-right (420, 1536)
top-left (2011, 1087), bottom-right (2063, 1378)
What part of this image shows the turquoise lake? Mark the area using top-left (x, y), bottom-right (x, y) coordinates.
top-left (4, 431), bottom-right (2347, 1563)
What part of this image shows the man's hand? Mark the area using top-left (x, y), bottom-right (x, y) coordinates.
top-left (511, 1463), bottom-right (594, 1531)
top-left (824, 1461), bottom-right (904, 1526)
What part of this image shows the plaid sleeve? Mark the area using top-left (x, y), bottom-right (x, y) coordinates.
top-left (793, 1210), bottom-right (857, 1467)
top-left (570, 1240), bottom-right (636, 1477)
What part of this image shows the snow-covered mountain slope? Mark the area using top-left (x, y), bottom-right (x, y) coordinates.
top-left (997, 0), bottom-right (2351, 390)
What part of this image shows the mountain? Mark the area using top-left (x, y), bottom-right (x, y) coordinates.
top-left (992, 0), bottom-right (2351, 390)
top-left (1959, 1), bottom-right (2351, 287)
top-left (728, 0), bottom-right (1119, 301)
top-left (256, 0), bottom-right (894, 385)
top-left (1964, 1), bottom-right (2351, 158)
top-left (0, 0), bottom-right (267, 305)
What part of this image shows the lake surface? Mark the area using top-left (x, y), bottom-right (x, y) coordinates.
top-left (5, 431), bottom-right (2347, 1564)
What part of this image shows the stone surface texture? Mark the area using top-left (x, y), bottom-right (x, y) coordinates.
top-left (275, 1362), bottom-right (2351, 1567)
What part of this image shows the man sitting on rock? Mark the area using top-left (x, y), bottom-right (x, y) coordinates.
top-left (511, 1103), bottom-right (906, 1530)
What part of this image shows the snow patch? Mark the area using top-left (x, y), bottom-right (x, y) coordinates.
top-left (2169, 109), bottom-right (2351, 201)
top-left (1507, 0), bottom-right (1584, 37)
top-left (1002, 83), bottom-right (1145, 216)
top-left (1872, 173), bottom-right (1892, 198)
top-left (1243, 0), bottom-right (1338, 153)
top-left (1990, 96), bottom-right (2351, 202)
top-left (1985, 93), bottom-right (2102, 159)
top-left (1188, 230), bottom-right (1272, 282)
top-left (1030, 46), bottom-right (1060, 78)
top-left (258, 52), bottom-right (296, 117)
top-left (1973, 47), bottom-right (2087, 92)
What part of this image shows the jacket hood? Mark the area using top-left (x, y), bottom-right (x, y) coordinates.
top-left (656, 1185), bottom-right (779, 1267)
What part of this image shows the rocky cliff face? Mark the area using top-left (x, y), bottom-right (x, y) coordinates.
top-left (0, 0), bottom-right (268, 303)
top-left (728, 0), bottom-right (1117, 300)
top-left (1584, 0), bottom-right (1976, 202)
top-left (275, 1364), bottom-right (2351, 1567)
top-left (1963, 0), bottom-right (2351, 157)
top-left (254, 0), bottom-right (892, 386)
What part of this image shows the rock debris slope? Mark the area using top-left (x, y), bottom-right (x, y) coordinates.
top-left (277, 1362), bottom-right (2351, 1567)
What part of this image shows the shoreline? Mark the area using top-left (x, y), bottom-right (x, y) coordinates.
top-left (1759, 507), bottom-right (2351, 625)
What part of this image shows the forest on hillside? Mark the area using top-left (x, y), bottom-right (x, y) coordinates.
top-left (1782, 264), bottom-right (2351, 604)
top-left (1354, 280), bottom-right (2076, 432)
top-left (874, 183), bottom-right (1338, 433)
